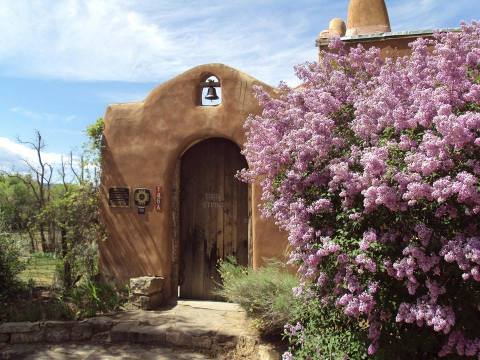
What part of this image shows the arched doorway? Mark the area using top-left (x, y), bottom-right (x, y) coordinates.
top-left (179, 138), bottom-right (249, 299)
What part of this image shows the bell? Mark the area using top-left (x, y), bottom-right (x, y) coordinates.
top-left (205, 86), bottom-right (219, 101)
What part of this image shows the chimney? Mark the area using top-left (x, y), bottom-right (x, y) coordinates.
top-left (346, 0), bottom-right (391, 36)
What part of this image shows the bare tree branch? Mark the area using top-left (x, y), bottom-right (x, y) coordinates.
top-left (15, 130), bottom-right (53, 252)
top-left (69, 151), bottom-right (82, 184)
top-left (46, 163), bottom-right (53, 202)
top-left (59, 156), bottom-right (69, 192)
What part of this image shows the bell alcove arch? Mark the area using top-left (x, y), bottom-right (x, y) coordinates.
top-left (199, 74), bottom-right (221, 106)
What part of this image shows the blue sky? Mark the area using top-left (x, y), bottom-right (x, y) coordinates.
top-left (0, 0), bottom-right (478, 172)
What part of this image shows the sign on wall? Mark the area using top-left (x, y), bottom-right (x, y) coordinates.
top-left (155, 186), bottom-right (162, 212)
top-left (134, 188), bottom-right (151, 207)
top-left (108, 187), bottom-right (130, 208)
top-left (134, 188), bottom-right (151, 215)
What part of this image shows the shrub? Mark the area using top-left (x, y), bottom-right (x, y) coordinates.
top-left (218, 260), bottom-right (369, 358)
top-left (242, 23), bottom-right (480, 358)
top-left (217, 258), bottom-right (298, 336)
top-left (45, 183), bottom-right (104, 292)
top-left (1, 296), bottom-right (74, 322)
top-left (0, 230), bottom-right (26, 301)
top-left (68, 279), bottom-right (127, 319)
top-left (285, 299), bottom-right (370, 360)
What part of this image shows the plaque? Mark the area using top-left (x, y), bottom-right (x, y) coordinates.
top-left (108, 187), bottom-right (130, 207)
top-left (134, 188), bottom-right (151, 207)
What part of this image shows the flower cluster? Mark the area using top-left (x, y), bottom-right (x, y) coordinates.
top-left (242, 22), bottom-right (480, 358)
top-left (440, 235), bottom-right (480, 281)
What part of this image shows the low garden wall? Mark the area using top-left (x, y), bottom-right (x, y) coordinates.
top-left (0, 317), bottom-right (114, 345)
top-left (0, 317), bottom-right (279, 359)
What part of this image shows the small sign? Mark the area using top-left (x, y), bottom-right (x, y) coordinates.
top-left (108, 187), bottom-right (130, 208)
top-left (155, 186), bottom-right (162, 212)
top-left (203, 192), bottom-right (224, 208)
top-left (134, 188), bottom-right (151, 207)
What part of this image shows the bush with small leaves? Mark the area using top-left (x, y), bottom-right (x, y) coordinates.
top-left (242, 23), bottom-right (480, 358)
top-left (217, 258), bottom-right (298, 336)
top-left (0, 230), bottom-right (26, 301)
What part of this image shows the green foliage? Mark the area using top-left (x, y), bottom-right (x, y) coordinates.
top-left (0, 122), bottom-right (110, 321)
top-left (19, 252), bottom-right (61, 287)
top-left (216, 258), bottom-right (298, 336)
top-left (0, 174), bottom-right (38, 233)
top-left (285, 298), bottom-right (370, 360)
top-left (43, 183), bottom-right (104, 291)
top-left (68, 279), bottom-right (127, 319)
top-left (1, 295), bottom-right (74, 322)
top-left (86, 117), bottom-right (104, 153)
top-left (0, 230), bottom-right (26, 301)
top-left (217, 259), bottom-right (371, 358)
top-left (77, 117), bottom-right (105, 183)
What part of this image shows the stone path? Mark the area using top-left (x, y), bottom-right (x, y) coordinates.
top-left (0, 343), bottom-right (208, 359)
top-left (0, 301), bottom-right (281, 359)
top-left (111, 300), bottom-right (254, 340)
top-left (108, 300), bottom-right (256, 354)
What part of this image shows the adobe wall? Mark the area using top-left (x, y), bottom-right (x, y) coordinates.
top-left (100, 64), bottom-right (288, 301)
top-left (317, 33), bottom-right (435, 60)
top-left (343, 34), bottom-right (434, 59)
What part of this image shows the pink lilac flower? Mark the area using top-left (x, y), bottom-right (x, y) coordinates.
top-left (240, 22), bottom-right (480, 358)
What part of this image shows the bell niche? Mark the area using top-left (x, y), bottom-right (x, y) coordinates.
top-left (200, 75), bottom-right (221, 106)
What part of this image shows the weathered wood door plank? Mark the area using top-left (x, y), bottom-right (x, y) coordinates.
top-left (180, 138), bottom-right (248, 299)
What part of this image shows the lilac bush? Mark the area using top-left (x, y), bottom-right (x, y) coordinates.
top-left (241, 22), bottom-right (480, 358)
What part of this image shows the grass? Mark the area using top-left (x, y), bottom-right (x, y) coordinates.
top-left (18, 252), bottom-right (61, 287)
top-left (5, 232), bottom-right (62, 287)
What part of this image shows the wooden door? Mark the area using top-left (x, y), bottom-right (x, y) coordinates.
top-left (180, 138), bottom-right (248, 299)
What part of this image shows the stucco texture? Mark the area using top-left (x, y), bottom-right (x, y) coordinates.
top-left (318, 34), bottom-right (434, 61)
top-left (346, 0), bottom-right (391, 36)
top-left (100, 64), bottom-right (288, 301)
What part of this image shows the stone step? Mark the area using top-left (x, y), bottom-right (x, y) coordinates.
top-left (0, 300), bottom-right (283, 359)
top-left (110, 321), bottom-right (238, 354)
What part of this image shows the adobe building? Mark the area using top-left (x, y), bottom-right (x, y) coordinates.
top-left (100, 0), bottom-right (448, 303)
top-left (100, 65), bottom-right (288, 302)
top-left (316, 0), bottom-right (448, 59)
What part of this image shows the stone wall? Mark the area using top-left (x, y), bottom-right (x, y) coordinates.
top-left (0, 317), bottom-right (114, 346)
top-left (0, 318), bottom-right (271, 358)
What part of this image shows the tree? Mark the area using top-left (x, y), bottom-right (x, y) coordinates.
top-left (0, 228), bottom-right (26, 301)
top-left (0, 174), bottom-right (39, 251)
top-left (44, 118), bottom-right (105, 291)
top-left (0, 117), bottom-right (106, 292)
top-left (242, 23), bottom-right (480, 359)
top-left (86, 117), bottom-right (104, 156)
top-left (85, 117), bottom-right (104, 186)
top-left (44, 183), bottom-right (103, 290)
top-left (2, 131), bottom-right (54, 252)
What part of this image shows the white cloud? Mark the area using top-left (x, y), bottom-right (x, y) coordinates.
top-left (96, 90), bottom-right (150, 103)
top-left (389, 0), bottom-right (473, 31)
top-left (10, 107), bottom-right (77, 123)
top-left (0, 0), bottom-right (474, 86)
top-left (0, 137), bottom-right (64, 173)
top-left (0, 0), bottom-right (318, 86)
